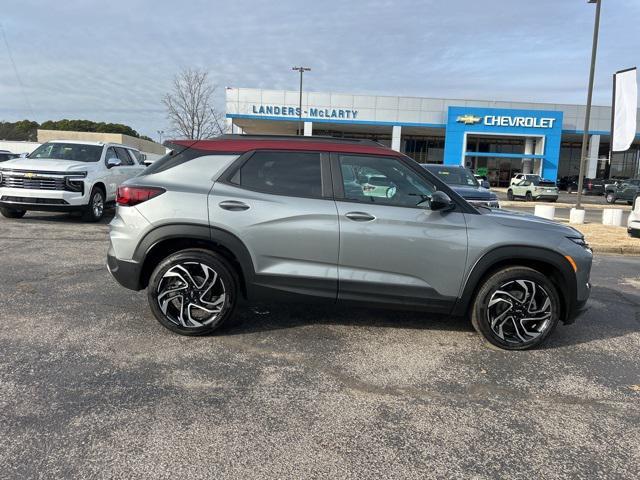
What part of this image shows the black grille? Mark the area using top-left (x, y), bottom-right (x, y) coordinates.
top-left (1, 196), bottom-right (69, 205)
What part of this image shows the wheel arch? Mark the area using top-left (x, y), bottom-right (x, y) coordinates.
top-left (133, 224), bottom-right (255, 297)
top-left (453, 246), bottom-right (577, 323)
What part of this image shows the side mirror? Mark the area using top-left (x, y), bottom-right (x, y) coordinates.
top-left (481, 180), bottom-right (490, 189)
top-left (429, 191), bottom-right (454, 211)
top-left (106, 157), bottom-right (122, 168)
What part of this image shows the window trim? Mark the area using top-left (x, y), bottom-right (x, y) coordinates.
top-left (330, 152), bottom-right (476, 213)
top-left (219, 149), bottom-right (333, 200)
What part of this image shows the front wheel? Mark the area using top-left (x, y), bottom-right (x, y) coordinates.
top-left (147, 249), bottom-right (238, 336)
top-left (507, 189), bottom-right (514, 201)
top-left (471, 267), bottom-right (561, 350)
top-left (0, 207), bottom-right (26, 219)
top-left (605, 192), bottom-right (616, 204)
top-left (82, 187), bottom-right (105, 222)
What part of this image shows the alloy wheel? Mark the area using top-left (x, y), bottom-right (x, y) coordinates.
top-left (156, 261), bottom-right (226, 328)
top-left (486, 279), bottom-right (552, 345)
top-left (93, 192), bottom-right (104, 218)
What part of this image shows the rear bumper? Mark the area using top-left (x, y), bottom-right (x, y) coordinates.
top-left (107, 245), bottom-right (143, 291)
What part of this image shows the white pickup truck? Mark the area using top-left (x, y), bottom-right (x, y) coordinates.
top-left (0, 140), bottom-right (146, 221)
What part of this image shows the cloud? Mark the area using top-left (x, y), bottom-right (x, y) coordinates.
top-left (1, 0), bottom-right (638, 138)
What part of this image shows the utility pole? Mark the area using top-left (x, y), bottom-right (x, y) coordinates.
top-left (575, 0), bottom-right (602, 209)
top-left (292, 66), bottom-right (310, 135)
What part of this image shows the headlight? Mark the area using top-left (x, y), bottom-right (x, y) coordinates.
top-left (568, 236), bottom-right (590, 250)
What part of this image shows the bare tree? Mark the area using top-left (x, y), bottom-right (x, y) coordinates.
top-left (162, 68), bottom-right (225, 140)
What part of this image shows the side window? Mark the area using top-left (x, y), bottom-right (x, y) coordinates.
top-left (338, 155), bottom-right (435, 207)
top-left (115, 147), bottom-right (134, 165)
top-left (233, 151), bottom-right (322, 198)
top-left (105, 147), bottom-right (118, 163)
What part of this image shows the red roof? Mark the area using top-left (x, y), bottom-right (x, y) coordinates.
top-left (168, 138), bottom-right (402, 157)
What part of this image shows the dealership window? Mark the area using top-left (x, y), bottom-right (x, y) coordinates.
top-left (403, 137), bottom-right (445, 164)
top-left (232, 151), bottom-right (322, 198)
top-left (610, 146), bottom-right (640, 178)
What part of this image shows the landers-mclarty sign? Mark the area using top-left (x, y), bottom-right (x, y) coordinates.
top-left (251, 104), bottom-right (359, 120)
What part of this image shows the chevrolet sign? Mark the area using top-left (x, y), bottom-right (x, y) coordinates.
top-left (456, 115), bottom-right (482, 125)
top-left (484, 115), bottom-right (556, 128)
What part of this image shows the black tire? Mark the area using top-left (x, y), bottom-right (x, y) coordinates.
top-left (507, 189), bottom-right (514, 201)
top-left (147, 249), bottom-right (238, 336)
top-left (470, 266), bottom-right (561, 350)
top-left (605, 192), bottom-right (616, 204)
top-left (549, 198), bottom-right (557, 203)
top-left (82, 187), bottom-right (105, 222)
top-left (627, 201), bottom-right (633, 206)
top-left (525, 192), bottom-right (533, 202)
top-left (0, 207), bottom-right (26, 219)
top-left (566, 186), bottom-right (573, 194)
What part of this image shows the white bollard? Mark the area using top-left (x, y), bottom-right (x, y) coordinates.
top-left (570, 208), bottom-right (585, 224)
top-left (602, 208), bottom-right (623, 226)
top-left (635, 196), bottom-right (640, 212)
top-left (534, 204), bottom-right (555, 220)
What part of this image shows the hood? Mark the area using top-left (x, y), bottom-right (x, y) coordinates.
top-left (485, 208), bottom-right (582, 237)
top-left (0, 157), bottom-right (98, 173)
top-left (450, 185), bottom-right (496, 200)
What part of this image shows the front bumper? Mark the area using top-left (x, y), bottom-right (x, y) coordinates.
top-left (107, 245), bottom-right (143, 291)
top-left (0, 186), bottom-right (90, 211)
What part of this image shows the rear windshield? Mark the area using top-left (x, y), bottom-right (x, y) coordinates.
top-left (141, 142), bottom-right (216, 175)
top-left (535, 179), bottom-right (556, 187)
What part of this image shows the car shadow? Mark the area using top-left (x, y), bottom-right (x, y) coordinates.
top-left (222, 301), bottom-right (475, 336)
top-left (220, 284), bottom-right (639, 350)
top-left (15, 209), bottom-right (115, 225)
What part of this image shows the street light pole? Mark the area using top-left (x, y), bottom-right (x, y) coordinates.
top-left (292, 66), bottom-right (310, 135)
top-left (575, 0), bottom-right (602, 209)
top-left (157, 130), bottom-right (164, 144)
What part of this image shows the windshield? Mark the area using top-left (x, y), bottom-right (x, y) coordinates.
top-left (427, 167), bottom-right (478, 187)
top-left (28, 143), bottom-right (103, 162)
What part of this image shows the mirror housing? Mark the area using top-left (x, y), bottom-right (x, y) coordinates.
top-left (481, 180), bottom-right (491, 189)
top-left (429, 191), bottom-right (454, 211)
top-left (106, 157), bottom-right (122, 169)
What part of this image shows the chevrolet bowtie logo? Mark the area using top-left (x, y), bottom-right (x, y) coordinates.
top-left (456, 114), bottom-right (482, 125)
top-left (24, 172), bottom-right (36, 178)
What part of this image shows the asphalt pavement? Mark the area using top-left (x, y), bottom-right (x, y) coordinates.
top-left (1, 211), bottom-right (639, 479)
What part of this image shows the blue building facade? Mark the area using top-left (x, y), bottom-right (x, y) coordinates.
top-left (444, 106), bottom-right (564, 182)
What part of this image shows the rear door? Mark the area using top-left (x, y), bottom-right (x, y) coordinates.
top-left (115, 147), bottom-right (145, 181)
top-left (332, 153), bottom-right (468, 311)
top-left (209, 150), bottom-right (339, 299)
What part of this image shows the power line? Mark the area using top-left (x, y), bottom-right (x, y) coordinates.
top-left (0, 23), bottom-right (35, 119)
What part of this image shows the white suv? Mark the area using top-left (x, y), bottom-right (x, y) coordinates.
top-left (0, 140), bottom-right (146, 221)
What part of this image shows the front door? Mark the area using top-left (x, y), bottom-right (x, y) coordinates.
top-left (209, 150), bottom-right (339, 299)
top-left (333, 154), bottom-right (468, 311)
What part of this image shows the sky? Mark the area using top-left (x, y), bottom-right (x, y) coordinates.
top-left (1, 0), bottom-right (639, 140)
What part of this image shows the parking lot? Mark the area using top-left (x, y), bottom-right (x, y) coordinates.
top-left (1, 211), bottom-right (639, 479)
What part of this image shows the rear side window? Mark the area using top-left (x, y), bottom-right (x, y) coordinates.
top-left (233, 151), bottom-right (322, 198)
top-left (115, 147), bottom-right (134, 165)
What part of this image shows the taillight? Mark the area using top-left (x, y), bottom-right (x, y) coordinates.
top-left (116, 186), bottom-right (165, 206)
top-left (588, 182), bottom-right (593, 189)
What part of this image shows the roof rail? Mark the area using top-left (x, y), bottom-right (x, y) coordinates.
top-left (217, 134), bottom-right (385, 147)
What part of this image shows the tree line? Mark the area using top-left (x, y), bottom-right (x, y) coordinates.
top-left (0, 119), bottom-right (153, 142)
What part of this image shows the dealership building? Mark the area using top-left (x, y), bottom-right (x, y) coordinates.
top-left (226, 87), bottom-right (640, 187)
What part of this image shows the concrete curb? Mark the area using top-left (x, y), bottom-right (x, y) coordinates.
top-left (590, 245), bottom-right (640, 255)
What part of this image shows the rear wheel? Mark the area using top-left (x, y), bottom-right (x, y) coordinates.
top-left (147, 249), bottom-right (238, 336)
top-left (471, 266), bottom-right (561, 350)
top-left (0, 207), bottom-right (26, 219)
top-left (605, 192), bottom-right (616, 204)
top-left (507, 189), bottom-right (514, 201)
top-left (525, 192), bottom-right (533, 202)
top-left (566, 186), bottom-right (573, 194)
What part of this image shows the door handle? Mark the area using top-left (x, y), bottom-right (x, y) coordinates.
top-left (345, 211), bottom-right (376, 222)
top-left (219, 200), bottom-right (250, 211)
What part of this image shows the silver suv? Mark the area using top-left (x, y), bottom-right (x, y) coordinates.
top-left (107, 135), bottom-right (592, 350)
